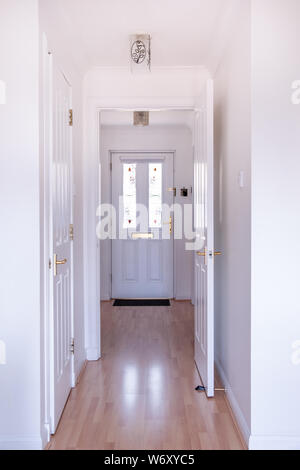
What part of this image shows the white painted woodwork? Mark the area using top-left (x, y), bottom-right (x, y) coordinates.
top-left (112, 153), bottom-right (174, 299)
top-left (50, 67), bottom-right (73, 434)
top-left (83, 69), bottom-right (210, 361)
top-left (194, 80), bottom-right (215, 398)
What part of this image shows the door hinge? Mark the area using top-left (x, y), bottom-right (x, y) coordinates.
top-left (69, 109), bottom-right (73, 127)
top-left (70, 338), bottom-right (75, 354)
top-left (69, 224), bottom-right (74, 241)
top-left (110, 162), bottom-right (112, 172)
top-left (49, 259), bottom-right (52, 270)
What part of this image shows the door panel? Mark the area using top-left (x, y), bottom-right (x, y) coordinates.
top-left (147, 241), bottom-right (163, 281)
top-left (112, 154), bottom-right (174, 299)
top-left (194, 79), bottom-right (215, 398)
top-left (50, 67), bottom-right (73, 433)
top-left (122, 240), bottom-right (138, 281)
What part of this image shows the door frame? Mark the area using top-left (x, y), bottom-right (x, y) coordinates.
top-left (42, 36), bottom-right (75, 439)
top-left (83, 100), bottom-right (202, 361)
top-left (109, 150), bottom-right (176, 300)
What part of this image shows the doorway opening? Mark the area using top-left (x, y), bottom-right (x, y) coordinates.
top-left (99, 110), bottom-right (195, 304)
top-left (95, 81), bottom-right (214, 398)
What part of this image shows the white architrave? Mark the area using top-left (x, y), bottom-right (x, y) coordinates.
top-left (83, 96), bottom-right (201, 359)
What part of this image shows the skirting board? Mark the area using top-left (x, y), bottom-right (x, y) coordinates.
top-left (249, 436), bottom-right (300, 451)
top-left (215, 359), bottom-right (251, 448)
top-left (0, 436), bottom-right (43, 451)
top-left (86, 347), bottom-right (101, 361)
top-left (41, 422), bottom-right (50, 450)
top-left (76, 360), bottom-right (88, 386)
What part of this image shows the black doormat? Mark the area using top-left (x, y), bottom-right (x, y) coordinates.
top-left (113, 299), bottom-right (171, 307)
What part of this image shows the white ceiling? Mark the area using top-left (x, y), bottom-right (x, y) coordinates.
top-left (53, 0), bottom-right (238, 73)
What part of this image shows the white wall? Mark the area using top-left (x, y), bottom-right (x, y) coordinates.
top-left (0, 0), bottom-right (85, 450)
top-left (250, 0), bottom-right (300, 450)
top-left (0, 0), bottom-right (42, 450)
top-left (0, 0), bottom-right (86, 451)
top-left (214, 1), bottom-right (251, 444)
top-left (100, 123), bottom-right (194, 301)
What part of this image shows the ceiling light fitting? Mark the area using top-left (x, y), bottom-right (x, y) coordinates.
top-left (134, 111), bottom-right (149, 127)
top-left (130, 34), bottom-right (151, 73)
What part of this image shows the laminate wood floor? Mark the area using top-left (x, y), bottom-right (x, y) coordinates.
top-left (49, 301), bottom-right (244, 450)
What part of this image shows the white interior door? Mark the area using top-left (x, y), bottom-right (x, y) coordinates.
top-left (112, 153), bottom-right (174, 299)
top-left (194, 80), bottom-right (215, 398)
top-left (50, 66), bottom-right (73, 433)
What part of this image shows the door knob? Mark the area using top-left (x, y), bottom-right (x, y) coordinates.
top-left (54, 254), bottom-right (67, 277)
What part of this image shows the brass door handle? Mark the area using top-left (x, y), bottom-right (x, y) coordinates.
top-left (196, 251), bottom-right (222, 257)
top-left (54, 254), bottom-right (67, 276)
top-left (56, 259), bottom-right (67, 265)
top-left (167, 188), bottom-right (176, 197)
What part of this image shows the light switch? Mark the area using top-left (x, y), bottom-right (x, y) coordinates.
top-left (0, 340), bottom-right (6, 365)
top-left (238, 171), bottom-right (245, 189)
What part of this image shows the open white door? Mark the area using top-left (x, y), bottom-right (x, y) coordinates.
top-left (50, 66), bottom-right (74, 433)
top-left (194, 79), bottom-right (215, 398)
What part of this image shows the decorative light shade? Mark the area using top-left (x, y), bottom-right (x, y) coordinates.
top-left (130, 34), bottom-right (151, 73)
top-left (0, 80), bottom-right (6, 105)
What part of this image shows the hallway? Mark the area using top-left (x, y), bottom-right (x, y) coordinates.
top-left (49, 302), bottom-right (244, 450)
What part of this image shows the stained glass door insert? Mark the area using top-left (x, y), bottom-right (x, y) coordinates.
top-left (123, 163), bottom-right (137, 229)
top-left (149, 163), bottom-right (162, 229)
